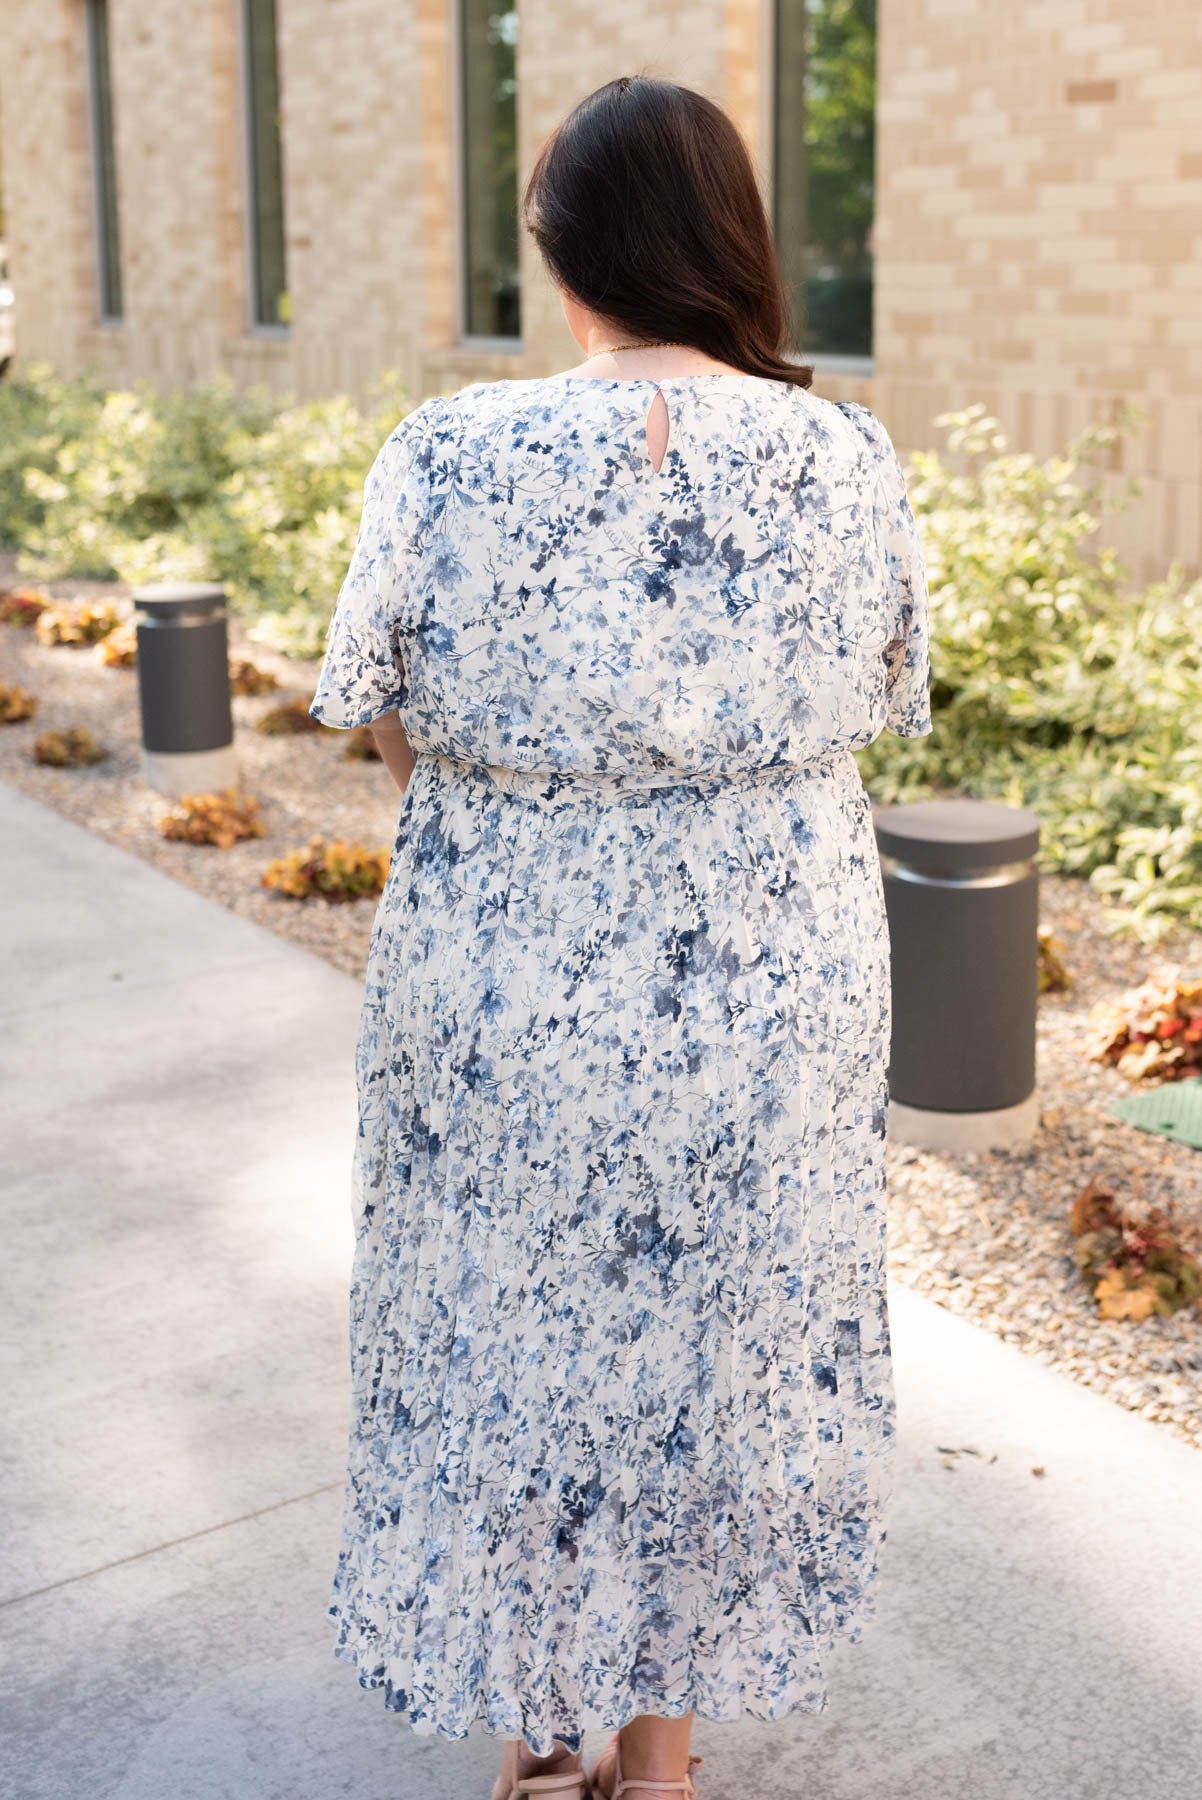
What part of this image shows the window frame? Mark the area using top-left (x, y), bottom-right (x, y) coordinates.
top-left (768, 0), bottom-right (876, 377)
top-left (451, 0), bottom-right (523, 351)
top-left (83, 0), bottom-right (124, 326)
top-left (236, 0), bottom-right (290, 337)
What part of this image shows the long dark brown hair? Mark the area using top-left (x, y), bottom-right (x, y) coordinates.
top-left (522, 75), bottom-right (813, 390)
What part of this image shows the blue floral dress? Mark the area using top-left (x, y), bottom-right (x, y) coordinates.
top-left (310, 373), bottom-right (933, 1756)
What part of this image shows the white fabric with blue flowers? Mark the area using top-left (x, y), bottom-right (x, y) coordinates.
top-left (310, 374), bottom-right (933, 1755)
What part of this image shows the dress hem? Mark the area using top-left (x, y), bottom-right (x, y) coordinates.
top-left (328, 1568), bottom-right (883, 1757)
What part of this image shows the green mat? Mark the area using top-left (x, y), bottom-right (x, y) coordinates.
top-left (1111, 1076), bottom-right (1202, 1150)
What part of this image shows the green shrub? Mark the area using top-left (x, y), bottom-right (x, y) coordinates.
top-left (0, 363), bottom-right (105, 551)
top-left (4, 371), bottom-right (1201, 938)
top-left (18, 370), bottom-right (278, 583)
top-left (205, 384), bottom-right (406, 656)
top-left (857, 403), bottom-right (1202, 941)
top-left (2, 362), bottom-right (412, 659)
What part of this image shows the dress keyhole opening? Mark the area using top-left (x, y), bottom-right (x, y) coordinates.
top-left (644, 387), bottom-right (670, 475)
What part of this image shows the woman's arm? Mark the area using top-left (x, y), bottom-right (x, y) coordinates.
top-left (369, 710), bottom-right (417, 795)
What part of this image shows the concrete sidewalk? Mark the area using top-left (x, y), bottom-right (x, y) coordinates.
top-left (2, 780), bottom-right (1200, 1800)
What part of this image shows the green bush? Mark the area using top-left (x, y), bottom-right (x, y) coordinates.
top-left (0, 363), bottom-right (105, 551)
top-left (2, 362), bottom-right (411, 657)
top-left (202, 387), bottom-right (403, 655)
top-left (3, 372), bottom-right (1200, 938)
top-left (857, 403), bottom-right (1202, 940)
top-left (14, 365), bottom-right (276, 582)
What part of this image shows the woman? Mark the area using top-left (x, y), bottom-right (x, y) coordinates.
top-left (310, 74), bottom-right (932, 1800)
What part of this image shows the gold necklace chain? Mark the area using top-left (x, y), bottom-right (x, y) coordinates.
top-left (581, 339), bottom-right (691, 360)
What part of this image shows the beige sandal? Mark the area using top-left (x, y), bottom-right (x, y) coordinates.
top-left (588, 1732), bottom-right (704, 1798)
top-left (505, 1776), bottom-right (590, 1800)
top-left (495, 1746), bottom-right (590, 1800)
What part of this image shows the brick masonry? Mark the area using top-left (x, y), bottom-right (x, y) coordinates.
top-left (1, 0), bottom-right (1198, 578)
top-left (875, 0), bottom-right (1202, 578)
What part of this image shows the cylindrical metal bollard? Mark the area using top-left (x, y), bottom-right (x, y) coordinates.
top-left (873, 799), bottom-right (1041, 1152)
top-left (131, 582), bottom-right (238, 797)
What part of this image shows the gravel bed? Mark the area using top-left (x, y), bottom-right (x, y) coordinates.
top-left (3, 557), bottom-right (1200, 1451)
top-left (0, 559), bottom-right (394, 978)
top-left (887, 876), bottom-right (1202, 1452)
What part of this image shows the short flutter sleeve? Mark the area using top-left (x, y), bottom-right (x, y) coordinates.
top-left (309, 399), bottom-right (439, 730)
top-left (838, 401), bottom-right (934, 740)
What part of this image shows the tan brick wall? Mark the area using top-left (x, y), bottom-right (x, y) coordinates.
top-left (1, 0), bottom-right (428, 398)
top-left (3, 1), bottom-right (98, 374)
top-left (277, 0), bottom-right (428, 397)
top-left (874, 0), bottom-right (1202, 580)
top-left (2, 1), bottom-right (1198, 576)
top-left (3, 2), bottom-right (750, 409)
top-left (99, 0), bottom-right (232, 385)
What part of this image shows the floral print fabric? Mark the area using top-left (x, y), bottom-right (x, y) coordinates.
top-left (310, 374), bottom-right (933, 1755)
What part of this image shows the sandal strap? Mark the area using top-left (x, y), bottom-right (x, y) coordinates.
top-left (614, 1783), bottom-right (692, 1797)
top-left (599, 1735), bottom-right (704, 1798)
top-left (615, 1770), bottom-right (703, 1798)
top-left (510, 1775), bottom-right (589, 1798)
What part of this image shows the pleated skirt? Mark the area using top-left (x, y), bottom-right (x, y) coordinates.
top-left (328, 748), bottom-right (896, 1754)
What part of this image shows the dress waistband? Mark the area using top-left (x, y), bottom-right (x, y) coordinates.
top-left (415, 749), bottom-right (844, 803)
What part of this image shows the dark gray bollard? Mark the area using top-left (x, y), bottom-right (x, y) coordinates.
top-left (131, 582), bottom-right (238, 797)
top-left (873, 798), bottom-right (1041, 1151)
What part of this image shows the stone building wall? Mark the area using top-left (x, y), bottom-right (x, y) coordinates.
top-left (876, 0), bottom-right (1202, 577)
top-left (2, 1), bottom-right (1198, 576)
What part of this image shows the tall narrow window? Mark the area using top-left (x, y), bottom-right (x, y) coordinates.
top-left (773, 0), bottom-right (876, 360)
top-left (85, 0), bottom-right (123, 321)
top-left (242, 0), bottom-right (289, 328)
top-left (460, 3), bottom-right (520, 340)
